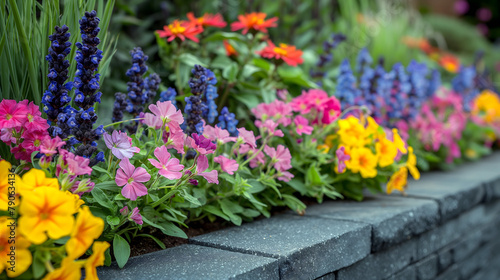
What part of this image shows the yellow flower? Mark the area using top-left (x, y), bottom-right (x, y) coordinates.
top-left (338, 116), bottom-right (368, 147)
top-left (365, 116), bottom-right (385, 139)
top-left (84, 241), bottom-right (110, 280)
top-left (392, 128), bottom-right (407, 154)
top-left (42, 258), bottom-right (81, 280)
top-left (386, 167), bottom-right (408, 194)
top-left (66, 206), bottom-right (105, 259)
top-left (324, 134), bottom-right (337, 148)
top-left (20, 168), bottom-right (59, 194)
top-left (0, 160), bottom-right (18, 211)
top-left (472, 90), bottom-right (500, 124)
top-left (376, 137), bottom-right (398, 167)
top-left (19, 187), bottom-right (76, 244)
top-left (317, 144), bottom-right (330, 154)
top-left (0, 217), bottom-right (32, 277)
top-left (406, 147), bottom-right (420, 180)
top-left (346, 147), bottom-right (378, 178)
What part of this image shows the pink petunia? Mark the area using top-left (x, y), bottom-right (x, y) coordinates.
top-left (251, 100), bottom-right (292, 126)
top-left (0, 99), bottom-right (28, 129)
top-left (203, 125), bottom-right (236, 144)
top-left (195, 155), bottom-right (219, 184)
top-left (264, 144), bottom-right (292, 171)
top-left (164, 124), bottom-right (186, 154)
top-left (143, 112), bottom-right (163, 129)
top-left (239, 144), bottom-right (266, 168)
top-left (336, 146), bottom-right (350, 173)
top-left (40, 136), bottom-right (66, 156)
top-left (20, 130), bottom-right (49, 156)
top-left (70, 179), bottom-right (95, 196)
top-left (0, 128), bottom-right (16, 145)
top-left (129, 207), bottom-right (143, 225)
top-left (119, 206), bottom-right (130, 216)
top-left (214, 155), bottom-right (239, 175)
top-left (237, 128), bottom-right (257, 149)
top-left (278, 171), bottom-right (294, 182)
top-left (148, 146), bottom-right (184, 180)
top-left (11, 145), bottom-right (31, 161)
top-left (115, 158), bottom-right (151, 201)
top-left (25, 101), bottom-right (50, 132)
top-left (148, 101), bottom-right (184, 126)
top-left (294, 116), bottom-right (313, 135)
top-left (255, 119), bottom-right (284, 137)
top-left (103, 130), bottom-right (140, 160)
top-left (320, 97), bottom-right (341, 124)
top-left (190, 133), bottom-right (217, 155)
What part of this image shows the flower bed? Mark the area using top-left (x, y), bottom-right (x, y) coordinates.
top-left (97, 151), bottom-right (500, 279)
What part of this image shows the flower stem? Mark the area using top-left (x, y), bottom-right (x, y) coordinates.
top-left (103, 118), bottom-right (144, 129)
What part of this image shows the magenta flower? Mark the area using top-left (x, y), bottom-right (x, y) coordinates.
top-left (237, 128), bottom-right (257, 149)
top-left (477, 8), bottom-right (492, 21)
top-left (336, 146), bottom-right (350, 173)
top-left (119, 206), bottom-right (129, 216)
top-left (214, 155), bottom-right (239, 175)
top-left (196, 155), bottom-right (219, 184)
top-left (148, 146), bottom-right (184, 179)
top-left (190, 133), bottom-right (216, 155)
top-left (40, 136), bottom-right (66, 156)
top-left (70, 179), bottom-right (95, 196)
top-left (264, 144), bottom-right (292, 171)
top-left (294, 116), bottom-right (313, 135)
top-left (0, 99), bottom-right (28, 129)
top-left (20, 130), bottom-right (49, 156)
top-left (239, 144), bottom-right (266, 168)
top-left (164, 125), bottom-right (186, 154)
top-left (454, 0), bottom-right (469, 15)
top-left (103, 130), bottom-right (140, 159)
top-left (0, 128), bottom-right (16, 145)
top-left (320, 97), bottom-right (341, 124)
top-left (251, 100), bottom-right (292, 126)
top-left (203, 125), bottom-right (236, 144)
top-left (25, 101), bottom-right (50, 132)
top-left (143, 112), bottom-right (163, 129)
top-left (278, 171), bottom-right (294, 182)
top-left (115, 158), bottom-right (151, 201)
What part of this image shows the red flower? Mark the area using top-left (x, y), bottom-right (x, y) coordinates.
top-left (231, 12), bottom-right (278, 34)
top-left (157, 20), bottom-right (203, 43)
top-left (223, 40), bottom-right (238, 57)
top-left (187, 12), bottom-right (227, 28)
top-left (258, 40), bottom-right (303, 66)
top-left (439, 54), bottom-right (460, 73)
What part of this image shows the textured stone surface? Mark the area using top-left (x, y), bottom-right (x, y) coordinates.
top-left (436, 244), bottom-right (453, 273)
top-left (452, 230), bottom-right (483, 263)
top-left (457, 244), bottom-right (491, 279)
top-left (316, 272), bottom-right (336, 280)
top-left (385, 266), bottom-right (416, 280)
top-left (416, 218), bottom-right (460, 259)
top-left (97, 244), bottom-right (278, 280)
top-left (302, 195), bottom-right (439, 252)
top-left (336, 239), bottom-right (417, 280)
top-left (191, 214), bottom-right (370, 280)
top-left (406, 152), bottom-right (500, 222)
top-left (435, 264), bottom-right (460, 280)
top-left (415, 254), bottom-right (438, 280)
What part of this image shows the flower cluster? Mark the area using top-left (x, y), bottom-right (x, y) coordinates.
top-left (472, 90), bottom-right (500, 137)
top-left (310, 33), bottom-right (346, 79)
top-left (0, 100), bottom-right (49, 161)
top-left (0, 160), bottom-right (107, 279)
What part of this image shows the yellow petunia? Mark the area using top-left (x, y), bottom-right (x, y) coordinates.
top-left (66, 206), bottom-right (105, 259)
top-left (42, 258), bottom-right (81, 280)
top-left (365, 116), bottom-right (385, 139)
top-left (386, 166), bottom-right (408, 194)
top-left (0, 217), bottom-right (32, 277)
top-left (0, 160), bottom-right (17, 211)
top-left (406, 147), bottom-right (420, 180)
top-left (20, 168), bottom-right (59, 194)
top-left (376, 137), bottom-right (398, 168)
top-left (346, 147), bottom-right (378, 178)
top-left (19, 187), bottom-right (76, 244)
top-left (317, 144), bottom-right (330, 154)
top-left (338, 116), bottom-right (369, 147)
top-left (392, 128), bottom-right (407, 154)
top-left (472, 90), bottom-right (500, 124)
top-left (84, 241), bottom-right (110, 280)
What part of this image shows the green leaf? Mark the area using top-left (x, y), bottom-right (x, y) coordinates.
top-left (252, 58), bottom-right (272, 71)
top-left (113, 234), bottom-right (130, 268)
top-left (203, 31), bottom-right (246, 42)
top-left (136, 234), bottom-right (166, 250)
top-left (32, 250), bottom-right (46, 279)
top-left (91, 188), bottom-right (116, 212)
top-left (219, 199), bottom-right (243, 226)
top-left (277, 66), bottom-right (319, 88)
top-left (181, 189), bottom-right (202, 206)
top-left (285, 179), bottom-right (308, 195)
top-left (222, 62), bottom-right (238, 82)
top-left (104, 247), bottom-right (112, 266)
top-left (178, 53), bottom-right (207, 67)
top-left (306, 165), bottom-right (323, 186)
top-left (94, 181), bottom-right (120, 192)
top-left (246, 180), bottom-right (267, 193)
top-left (233, 92), bottom-right (260, 109)
top-left (106, 216), bottom-right (120, 226)
top-left (203, 205), bottom-right (230, 221)
top-left (93, 165), bottom-right (113, 177)
top-left (142, 216), bottom-right (188, 238)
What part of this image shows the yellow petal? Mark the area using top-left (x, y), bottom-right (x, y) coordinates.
top-left (85, 242), bottom-right (110, 280)
top-left (66, 206), bottom-right (104, 259)
top-left (42, 259), bottom-right (81, 280)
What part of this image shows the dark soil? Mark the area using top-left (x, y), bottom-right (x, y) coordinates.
top-left (128, 195), bottom-right (325, 257)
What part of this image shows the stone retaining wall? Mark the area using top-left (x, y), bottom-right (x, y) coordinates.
top-left (98, 152), bottom-right (500, 280)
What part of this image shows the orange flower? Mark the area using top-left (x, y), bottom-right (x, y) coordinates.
top-left (157, 20), bottom-right (203, 43)
top-left (42, 258), bottom-right (81, 280)
top-left (84, 242), bottom-right (110, 280)
top-left (258, 40), bottom-right (303, 66)
top-left (187, 12), bottom-right (227, 28)
top-left (439, 54), bottom-right (460, 73)
top-left (231, 12), bottom-right (278, 34)
top-left (223, 40), bottom-right (238, 57)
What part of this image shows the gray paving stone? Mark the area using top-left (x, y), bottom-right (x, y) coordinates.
top-left (97, 244), bottom-right (278, 280)
top-left (337, 239), bottom-right (417, 280)
top-left (404, 152), bottom-right (500, 222)
top-left (416, 218), bottom-right (460, 259)
top-left (452, 229), bottom-right (483, 263)
top-left (457, 244), bottom-right (491, 279)
top-left (385, 266), bottom-right (416, 280)
top-left (302, 195), bottom-right (439, 252)
top-left (315, 272), bottom-right (336, 280)
top-left (191, 214), bottom-right (371, 280)
top-left (436, 244), bottom-right (453, 273)
top-left (435, 264), bottom-right (460, 280)
top-left (415, 254), bottom-right (438, 280)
